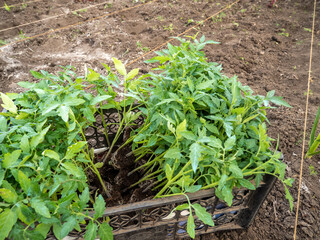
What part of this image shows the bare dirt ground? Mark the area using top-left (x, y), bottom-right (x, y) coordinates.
top-left (1, 0), bottom-right (320, 239)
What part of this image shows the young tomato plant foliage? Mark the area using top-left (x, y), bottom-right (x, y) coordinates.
top-left (0, 62), bottom-right (139, 240)
top-left (126, 36), bottom-right (294, 237)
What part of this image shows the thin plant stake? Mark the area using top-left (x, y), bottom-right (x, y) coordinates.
top-left (293, 0), bottom-right (317, 239)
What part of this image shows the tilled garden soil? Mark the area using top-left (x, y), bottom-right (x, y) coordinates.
top-left (1, 0), bottom-right (320, 239)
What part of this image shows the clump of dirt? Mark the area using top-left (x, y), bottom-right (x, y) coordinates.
top-left (89, 139), bottom-right (155, 207)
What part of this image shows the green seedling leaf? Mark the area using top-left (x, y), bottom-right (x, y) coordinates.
top-left (309, 106), bottom-right (320, 147)
top-left (164, 148), bottom-right (182, 159)
top-left (30, 125), bottom-right (50, 149)
top-left (187, 214), bottom-right (195, 239)
top-left (17, 203), bottom-right (34, 224)
top-left (90, 95), bottom-right (112, 106)
top-left (53, 223), bottom-right (63, 240)
top-left (175, 203), bottom-right (189, 211)
top-left (185, 185), bottom-right (202, 193)
top-left (18, 170), bottom-right (31, 193)
top-left (35, 223), bottom-right (52, 238)
top-left (167, 121), bottom-right (175, 134)
top-left (61, 216), bottom-right (77, 238)
top-left (284, 178), bottom-right (295, 187)
top-left (98, 222), bottom-right (113, 240)
top-left (268, 96), bottom-right (292, 108)
top-left (192, 203), bottom-right (214, 226)
top-left (190, 143), bottom-right (202, 172)
top-left (86, 69), bottom-right (100, 82)
top-left (126, 68), bottom-right (139, 81)
top-left (284, 185), bottom-right (294, 211)
top-left (3, 150), bottom-right (21, 168)
top-left (84, 221), bottom-right (98, 240)
top-left (176, 119), bottom-right (187, 139)
top-left (65, 141), bottom-right (87, 159)
top-left (95, 162), bottom-right (104, 168)
top-left (42, 149), bottom-right (60, 161)
top-left (30, 70), bottom-right (43, 79)
top-left (30, 198), bottom-right (51, 218)
top-left (0, 209), bottom-right (17, 240)
top-left (238, 179), bottom-right (255, 190)
top-left (0, 170), bottom-right (4, 186)
top-left (224, 135), bottom-right (236, 151)
top-left (20, 135), bottom-right (30, 153)
top-left (0, 92), bottom-right (17, 114)
top-left (165, 164), bottom-right (173, 181)
top-left (0, 116), bottom-right (7, 132)
top-left (112, 58), bottom-right (127, 76)
top-left (0, 188), bottom-right (18, 203)
top-left (181, 131), bottom-right (197, 141)
top-left (58, 105), bottom-right (70, 122)
top-left (229, 161), bottom-right (243, 178)
top-left (42, 103), bottom-right (60, 115)
top-left (61, 162), bottom-right (83, 178)
top-left (93, 195), bottom-right (106, 220)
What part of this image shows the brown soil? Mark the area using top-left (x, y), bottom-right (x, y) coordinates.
top-left (1, 0), bottom-right (320, 239)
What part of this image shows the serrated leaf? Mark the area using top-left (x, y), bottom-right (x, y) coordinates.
top-left (90, 95), bottom-right (112, 106)
top-left (167, 121), bottom-right (175, 134)
top-left (30, 126), bottom-right (50, 149)
top-left (31, 198), bottom-right (51, 218)
top-left (0, 188), bottom-right (18, 203)
top-left (42, 149), bottom-right (60, 161)
top-left (61, 216), bottom-right (77, 238)
top-left (87, 69), bottom-right (100, 82)
top-left (3, 150), bottom-right (21, 168)
top-left (185, 185), bottom-right (201, 193)
top-left (42, 103), bottom-right (60, 115)
top-left (17, 203), bottom-right (34, 224)
top-left (181, 131), bottom-right (197, 141)
top-left (0, 116), bottom-right (7, 132)
top-left (94, 195), bottom-right (106, 220)
top-left (53, 223), bottom-right (62, 240)
top-left (269, 96), bottom-right (292, 108)
top-left (284, 178), bottom-right (295, 187)
top-left (58, 105), bottom-right (70, 122)
top-left (0, 208), bottom-right (17, 240)
top-left (18, 170), bottom-right (31, 193)
top-left (30, 70), bottom-right (43, 79)
top-left (165, 164), bottom-right (173, 181)
top-left (176, 119), bottom-right (187, 140)
top-left (223, 121), bottom-right (233, 138)
top-left (20, 135), bottom-right (30, 153)
top-left (284, 185), bottom-right (293, 211)
top-left (224, 135), bottom-right (236, 151)
top-left (238, 179), bottom-right (255, 190)
top-left (84, 222), bottom-right (98, 240)
top-left (98, 222), bottom-right (113, 240)
top-left (205, 123), bottom-right (219, 135)
top-left (190, 143), bottom-right (202, 172)
top-left (0, 170), bottom-right (4, 186)
top-left (0, 92), bottom-right (17, 114)
top-left (187, 214), bottom-right (195, 239)
top-left (126, 68), bottom-right (139, 81)
top-left (80, 187), bottom-right (90, 208)
top-left (192, 203), bottom-right (214, 226)
top-left (164, 148), bottom-right (181, 159)
top-left (175, 203), bottom-right (189, 211)
top-left (65, 141), bottom-right (87, 160)
top-left (112, 58), bottom-right (126, 76)
top-left (61, 162), bottom-right (82, 178)
top-left (229, 161), bottom-right (243, 178)
top-left (35, 223), bottom-right (51, 238)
